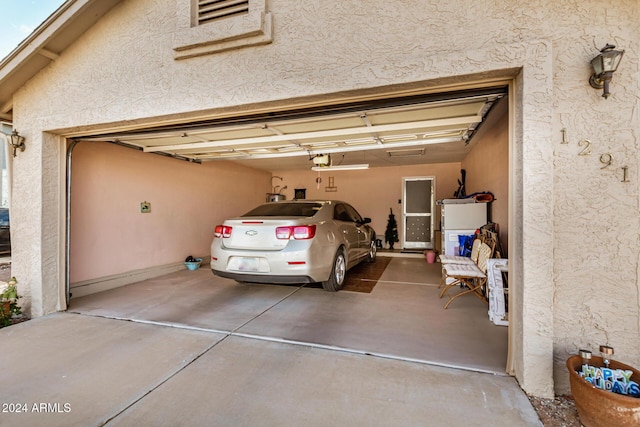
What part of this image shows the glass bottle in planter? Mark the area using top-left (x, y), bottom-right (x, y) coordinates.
top-left (600, 345), bottom-right (614, 369)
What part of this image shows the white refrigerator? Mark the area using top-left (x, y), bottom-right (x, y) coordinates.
top-left (440, 201), bottom-right (487, 256)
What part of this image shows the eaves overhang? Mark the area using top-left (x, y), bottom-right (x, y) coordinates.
top-left (0, 0), bottom-right (122, 121)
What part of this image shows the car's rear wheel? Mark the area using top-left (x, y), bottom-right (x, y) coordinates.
top-left (366, 239), bottom-right (377, 263)
top-left (323, 250), bottom-right (346, 291)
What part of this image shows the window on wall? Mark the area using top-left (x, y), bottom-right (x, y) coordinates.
top-left (197, 0), bottom-right (250, 25)
top-left (173, 0), bottom-right (272, 59)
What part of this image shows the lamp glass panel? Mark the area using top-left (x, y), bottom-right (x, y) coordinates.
top-left (611, 50), bottom-right (624, 71)
top-left (591, 56), bottom-right (604, 75)
top-left (602, 52), bottom-right (616, 72)
top-left (595, 50), bottom-right (624, 73)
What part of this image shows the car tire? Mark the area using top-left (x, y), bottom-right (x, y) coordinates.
top-left (323, 250), bottom-right (346, 292)
top-left (366, 239), bottom-right (377, 263)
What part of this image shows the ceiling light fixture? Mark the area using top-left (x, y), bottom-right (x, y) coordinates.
top-left (589, 44), bottom-right (625, 99)
top-left (386, 148), bottom-right (425, 157)
top-left (311, 164), bottom-right (369, 171)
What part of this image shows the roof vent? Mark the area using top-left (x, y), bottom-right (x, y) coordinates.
top-left (198, 0), bottom-right (249, 25)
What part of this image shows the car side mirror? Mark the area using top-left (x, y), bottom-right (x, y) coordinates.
top-left (359, 217), bottom-right (371, 225)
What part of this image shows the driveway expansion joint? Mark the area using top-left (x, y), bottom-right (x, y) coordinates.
top-left (70, 309), bottom-right (509, 380)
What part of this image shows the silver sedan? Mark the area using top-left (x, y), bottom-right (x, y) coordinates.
top-left (210, 200), bottom-right (377, 291)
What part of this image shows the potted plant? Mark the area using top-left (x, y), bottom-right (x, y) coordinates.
top-left (0, 277), bottom-right (22, 327)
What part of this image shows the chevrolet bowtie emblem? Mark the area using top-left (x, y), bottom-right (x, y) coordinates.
top-left (245, 230), bottom-right (258, 236)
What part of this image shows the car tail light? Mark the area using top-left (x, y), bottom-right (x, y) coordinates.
top-left (293, 225), bottom-right (316, 239)
top-left (214, 225), bottom-right (232, 238)
top-left (275, 225), bottom-right (316, 240)
top-left (276, 227), bottom-right (292, 239)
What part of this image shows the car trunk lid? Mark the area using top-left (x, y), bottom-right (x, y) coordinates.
top-left (222, 218), bottom-right (302, 250)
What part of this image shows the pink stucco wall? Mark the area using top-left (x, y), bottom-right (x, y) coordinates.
top-left (461, 97), bottom-right (509, 256)
top-left (69, 142), bottom-right (271, 282)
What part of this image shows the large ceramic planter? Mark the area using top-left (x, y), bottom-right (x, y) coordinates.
top-left (567, 355), bottom-right (640, 427)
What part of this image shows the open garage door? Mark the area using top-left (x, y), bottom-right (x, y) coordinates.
top-left (76, 87), bottom-right (506, 172)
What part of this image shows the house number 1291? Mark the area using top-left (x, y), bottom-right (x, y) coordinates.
top-left (560, 129), bottom-right (630, 183)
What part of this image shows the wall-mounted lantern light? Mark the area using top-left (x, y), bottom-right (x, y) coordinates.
top-left (9, 130), bottom-right (25, 157)
top-left (589, 44), bottom-right (625, 99)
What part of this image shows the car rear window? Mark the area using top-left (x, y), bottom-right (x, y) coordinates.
top-left (242, 203), bottom-right (323, 217)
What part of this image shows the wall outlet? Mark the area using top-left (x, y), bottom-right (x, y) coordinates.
top-left (140, 201), bottom-right (151, 213)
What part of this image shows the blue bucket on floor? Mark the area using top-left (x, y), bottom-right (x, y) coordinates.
top-left (184, 258), bottom-right (203, 270)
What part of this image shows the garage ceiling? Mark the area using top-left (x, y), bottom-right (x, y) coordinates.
top-left (79, 87), bottom-right (507, 171)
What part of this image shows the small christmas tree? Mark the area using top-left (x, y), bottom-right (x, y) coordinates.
top-left (385, 208), bottom-right (399, 250)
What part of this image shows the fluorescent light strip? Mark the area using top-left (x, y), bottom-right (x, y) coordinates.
top-left (387, 148), bottom-right (425, 157)
top-left (311, 164), bottom-right (369, 171)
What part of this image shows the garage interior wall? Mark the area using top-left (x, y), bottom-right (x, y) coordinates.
top-left (67, 97), bottom-right (509, 292)
top-left (461, 97), bottom-right (509, 256)
top-left (69, 142), bottom-right (271, 288)
top-left (276, 163), bottom-right (460, 250)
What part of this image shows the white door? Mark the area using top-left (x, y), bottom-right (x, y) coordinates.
top-left (402, 177), bottom-right (434, 249)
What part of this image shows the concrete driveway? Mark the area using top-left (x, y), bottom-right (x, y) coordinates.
top-left (0, 258), bottom-right (542, 426)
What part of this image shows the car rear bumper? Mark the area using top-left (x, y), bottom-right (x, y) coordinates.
top-left (212, 269), bottom-right (315, 284)
top-left (210, 238), bottom-right (335, 283)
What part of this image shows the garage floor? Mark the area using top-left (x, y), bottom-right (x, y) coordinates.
top-left (0, 258), bottom-right (542, 426)
top-left (69, 257), bottom-right (508, 374)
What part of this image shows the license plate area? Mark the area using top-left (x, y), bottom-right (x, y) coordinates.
top-left (228, 257), bottom-right (270, 273)
top-left (238, 257), bottom-right (259, 272)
